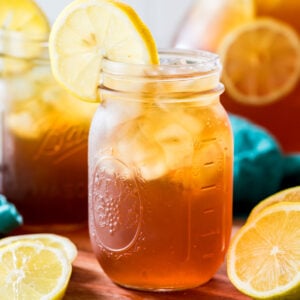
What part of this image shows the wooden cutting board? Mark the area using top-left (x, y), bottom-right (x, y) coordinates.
top-left (59, 224), bottom-right (250, 299)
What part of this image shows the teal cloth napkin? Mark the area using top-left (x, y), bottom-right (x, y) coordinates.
top-left (229, 114), bottom-right (300, 217)
top-left (0, 194), bottom-right (23, 235)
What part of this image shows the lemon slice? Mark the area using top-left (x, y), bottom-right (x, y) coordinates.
top-left (0, 233), bottom-right (78, 262)
top-left (219, 17), bottom-right (300, 105)
top-left (227, 202), bottom-right (300, 299)
top-left (0, 0), bottom-right (50, 39)
top-left (247, 185), bottom-right (300, 222)
top-left (49, 0), bottom-right (159, 102)
top-left (0, 241), bottom-right (72, 300)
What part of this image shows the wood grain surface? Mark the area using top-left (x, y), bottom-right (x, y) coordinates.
top-left (57, 224), bottom-right (251, 300)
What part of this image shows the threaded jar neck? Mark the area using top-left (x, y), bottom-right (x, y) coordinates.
top-left (101, 49), bottom-right (224, 101)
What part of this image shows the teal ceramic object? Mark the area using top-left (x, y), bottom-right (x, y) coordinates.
top-left (0, 195), bottom-right (23, 235)
top-left (229, 114), bottom-right (284, 216)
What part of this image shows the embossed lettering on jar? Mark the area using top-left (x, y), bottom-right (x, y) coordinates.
top-left (88, 49), bottom-right (233, 291)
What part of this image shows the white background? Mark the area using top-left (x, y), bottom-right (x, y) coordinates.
top-left (36, 0), bottom-right (194, 47)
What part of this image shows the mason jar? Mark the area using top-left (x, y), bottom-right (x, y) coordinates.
top-left (89, 49), bottom-right (233, 291)
top-left (0, 30), bottom-right (97, 232)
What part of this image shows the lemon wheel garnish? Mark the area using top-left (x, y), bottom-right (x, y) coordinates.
top-left (247, 185), bottom-right (300, 222)
top-left (227, 202), bottom-right (300, 299)
top-left (0, 241), bottom-right (72, 300)
top-left (0, 0), bottom-right (50, 39)
top-left (219, 18), bottom-right (300, 105)
top-left (49, 0), bottom-right (159, 102)
top-left (0, 233), bottom-right (78, 262)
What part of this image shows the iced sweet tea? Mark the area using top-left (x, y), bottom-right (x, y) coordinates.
top-left (0, 35), bottom-right (97, 230)
top-left (89, 50), bottom-right (233, 290)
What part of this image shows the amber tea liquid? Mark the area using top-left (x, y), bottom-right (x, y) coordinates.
top-left (90, 148), bottom-right (232, 289)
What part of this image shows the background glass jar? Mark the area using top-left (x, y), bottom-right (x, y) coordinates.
top-left (174, 0), bottom-right (300, 153)
top-left (89, 49), bottom-right (233, 291)
top-left (0, 30), bottom-right (97, 232)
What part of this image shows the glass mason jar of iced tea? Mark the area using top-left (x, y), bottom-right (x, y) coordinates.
top-left (0, 30), bottom-right (97, 231)
top-left (89, 49), bottom-right (233, 291)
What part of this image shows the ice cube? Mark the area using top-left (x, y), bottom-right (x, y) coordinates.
top-left (8, 77), bottom-right (35, 102)
top-left (89, 98), bottom-right (143, 160)
top-left (173, 109), bottom-right (203, 135)
top-left (139, 109), bottom-right (202, 171)
top-left (115, 119), bottom-right (168, 181)
top-left (113, 108), bottom-right (203, 180)
top-left (7, 112), bottom-right (42, 139)
top-left (101, 100), bottom-right (142, 134)
top-left (154, 122), bottom-right (194, 171)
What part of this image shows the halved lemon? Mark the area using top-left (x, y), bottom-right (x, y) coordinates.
top-left (247, 185), bottom-right (300, 222)
top-left (219, 17), bottom-right (300, 105)
top-left (49, 0), bottom-right (159, 102)
top-left (0, 233), bottom-right (78, 262)
top-left (227, 202), bottom-right (300, 299)
top-left (0, 241), bottom-right (72, 300)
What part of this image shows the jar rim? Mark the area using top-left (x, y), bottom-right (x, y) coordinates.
top-left (102, 48), bottom-right (221, 78)
top-left (100, 48), bottom-right (224, 101)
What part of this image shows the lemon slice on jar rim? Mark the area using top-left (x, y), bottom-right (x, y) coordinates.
top-left (219, 17), bottom-right (300, 105)
top-left (49, 0), bottom-right (159, 102)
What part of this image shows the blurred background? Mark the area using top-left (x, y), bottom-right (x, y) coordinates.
top-left (36, 0), bottom-right (193, 47)
top-left (34, 0), bottom-right (300, 216)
